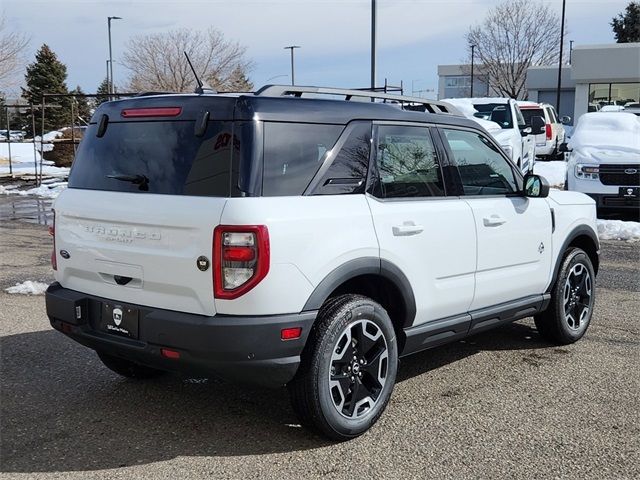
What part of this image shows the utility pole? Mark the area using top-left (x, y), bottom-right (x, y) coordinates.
top-left (371, 0), bottom-right (377, 90)
top-left (556, 0), bottom-right (566, 113)
top-left (284, 46), bottom-right (300, 86)
top-left (107, 16), bottom-right (122, 97)
top-left (470, 44), bottom-right (476, 98)
top-left (569, 40), bottom-right (574, 64)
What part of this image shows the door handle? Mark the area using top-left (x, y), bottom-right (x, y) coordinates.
top-left (483, 214), bottom-right (507, 227)
top-left (392, 222), bottom-right (424, 236)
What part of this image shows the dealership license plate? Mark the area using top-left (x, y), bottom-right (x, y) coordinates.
top-left (100, 303), bottom-right (139, 339)
top-left (619, 187), bottom-right (640, 198)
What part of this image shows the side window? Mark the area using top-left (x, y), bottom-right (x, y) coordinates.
top-left (372, 125), bottom-right (444, 198)
top-left (442, 129), bottom-right (518, 196)
top-left (313, 123), bottom-right (371, 195)
top-left (263, 122), bottom-right (343, 196)
top-left (548, 106), bottom-right (559, 123)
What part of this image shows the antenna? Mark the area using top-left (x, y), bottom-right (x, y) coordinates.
top-left (183, 51), bottom-right (216, 94)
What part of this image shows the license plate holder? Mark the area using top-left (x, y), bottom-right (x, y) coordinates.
top-left (619, 187), bottom-right (640, 198)
top-left (100, 303), bottom-right (139, 339)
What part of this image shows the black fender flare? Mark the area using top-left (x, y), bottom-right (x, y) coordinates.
top-left (547, 225), bottom-right (600, 293)
top-left (302, 257), bottom-right (417, 328)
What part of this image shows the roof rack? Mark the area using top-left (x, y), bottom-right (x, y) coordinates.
top-left (255, 85), bottom-right (461, 116)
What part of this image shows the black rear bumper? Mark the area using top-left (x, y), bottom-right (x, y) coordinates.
top-left (45, 283), bottom-right (316, 387)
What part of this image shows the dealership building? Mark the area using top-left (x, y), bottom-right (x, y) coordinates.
top-left (437, 43), bottom-right (640, 125)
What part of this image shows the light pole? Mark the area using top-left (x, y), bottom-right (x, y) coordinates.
top-left (371, 0), bottom-right (377, 90)
top-left (569, 40), bottom-right (574, 64)
top-left (470, 44), bottom-right (476, 98)
top-left (284, 46), bottom-right (300, 86)
top-left (556, 0), bottom-right (566, 113)
top-left (107, 16), bottom-right (122, 96)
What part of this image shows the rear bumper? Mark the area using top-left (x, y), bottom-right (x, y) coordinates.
top-left (45, 282), bottom-right (316, 387)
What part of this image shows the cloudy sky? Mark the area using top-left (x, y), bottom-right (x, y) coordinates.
top-left (3, 0), bottom-right (630, 97)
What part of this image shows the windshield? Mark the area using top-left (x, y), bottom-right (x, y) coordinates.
top-left (473, 103), bottom-right (513, 129)
top-left (69, 121), bottom-right (238, 196)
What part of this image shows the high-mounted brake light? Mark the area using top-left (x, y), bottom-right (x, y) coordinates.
top-left (121, 107), bottom-right (182, 118)
top-left (49, 209), bottom-right (57, 271)
top-left (545, 124), bottom-right (552, 141)
top-left (213, 225), bottom-right (270, 300)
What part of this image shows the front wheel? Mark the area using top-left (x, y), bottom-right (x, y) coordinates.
top-left (535, 248), bottom-right (596, 344)
top-left (288, 294), bottom-right (398, 440)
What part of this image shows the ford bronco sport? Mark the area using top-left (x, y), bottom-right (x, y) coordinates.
top-left (45, 85), bottom-right (599, 440)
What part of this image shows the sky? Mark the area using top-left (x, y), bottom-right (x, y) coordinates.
top-left (2, 0), bottom-right (630, 98)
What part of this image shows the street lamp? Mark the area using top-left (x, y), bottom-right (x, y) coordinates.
top-left (107, 16), bottom-right (122, 96)
top-left (371, 0), bottom-right (377, 90)
top-left (284, 46), bottom-right (300, 86)
top-left (569, 40), bottom-right (574, 64)
top-left (470, 44), bottom-right (476, 98)
top-left (556, 0), bottom-right (566, 113)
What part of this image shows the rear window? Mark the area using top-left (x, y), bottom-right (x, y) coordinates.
top-left (262, 122), bottom-right (343, 196)
top-left (520, 108), bottom-right (545, 126)
top-left (69, 121), bottom-right (236, 196)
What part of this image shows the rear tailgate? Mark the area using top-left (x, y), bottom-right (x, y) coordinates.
top-left (53, 96), bottom-right (240, 316)
top-left (54, 190), bottom-right (224, 316)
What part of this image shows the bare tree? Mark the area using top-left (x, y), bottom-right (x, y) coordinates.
top-left (122, 27), bottom-right (253, 93)
top-left (0, 13), bottom-right (30, 89)
top-left (466, 0), bottom-right (563, 99)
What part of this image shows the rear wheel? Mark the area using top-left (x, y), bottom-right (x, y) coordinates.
top-left (288, 294), bottom-right (398, 440)
top-left (97, 352), bottom-right (167, 379)
top-left (535, 248), bottom-right (596, 344)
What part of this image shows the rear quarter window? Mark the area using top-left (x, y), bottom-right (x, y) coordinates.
top-left (262, 122), bottom-right (343, 196)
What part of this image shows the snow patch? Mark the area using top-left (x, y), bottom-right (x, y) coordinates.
top-left (5, 281), bottom-right (49, 295)
top-left (440, 98), bottom-right (502, 134)
top-left (534, 161), bottom-right (567, 189)
top-left (597, 220), bottom-right (640, 242)
top-left (0, 182), bottom-right (67, 198)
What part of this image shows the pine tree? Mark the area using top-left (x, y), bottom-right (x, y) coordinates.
top-left (70, 86), bottom-right (92, 124)
top-left (611, 2), bottom-right (640, 43)
top-left (95, 77), bottom-right (110, 107)
top-left (21, 44), bottom-right (71, 135)
top-left (224, 66), bottom-right (254, 92)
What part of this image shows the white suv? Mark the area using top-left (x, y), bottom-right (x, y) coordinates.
top-left (518, 101), bottom-right (569, 160)
top-left (46, 86), bottom-right (600, 440)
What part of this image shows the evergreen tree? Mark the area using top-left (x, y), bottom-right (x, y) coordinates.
top-left (70, 86), bottom-right (92, 124)
top-left (21, 44), bottom-right (70, 135)
top-left (224, 66), bottom-right (254, 92)
top-left (611, 2), bottom-right (640, 43)
top-left (95, 77), bottom-right (110, 107)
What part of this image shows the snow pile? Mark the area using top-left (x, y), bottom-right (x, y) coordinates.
top-left (534, 161), bottom-right (567, 189)
top-left (4, 281), bottom-right (49, 295)
top-left (35, 130), bottom-right (63, 153)
top-left (597, 219), bottom-right (640, 241)
top-left (0, 182), bottom-right (67, 198)
top-left (0, 142), bottom-right (43, 164)
top-left (0, 141), bottom-right (69, 179)
top-left (569, 113), bottom-right (640, 154)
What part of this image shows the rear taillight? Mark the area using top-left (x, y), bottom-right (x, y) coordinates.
top-left (213, 225), bottom-right (270, 299)
top-left (49, 209), bottom-right (57, 270)
top-left (545, 124), bottom-right (552, 141)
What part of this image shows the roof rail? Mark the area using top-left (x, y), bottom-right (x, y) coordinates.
top-left (255, 85), bottom-right (462, 116)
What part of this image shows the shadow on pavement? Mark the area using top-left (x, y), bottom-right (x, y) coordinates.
top-left (1, 321), bottom-right (549, 473)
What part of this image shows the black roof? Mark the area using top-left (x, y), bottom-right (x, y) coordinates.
top-left (92, 92), bottom-right (482, 131)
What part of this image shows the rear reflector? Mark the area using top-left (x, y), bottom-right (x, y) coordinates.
top-left (121, 107), bottom-right (182, 118)
top-left (281, 327), bottom-right (302, 341)
top-left (160, 348), bottom-right (181, 359)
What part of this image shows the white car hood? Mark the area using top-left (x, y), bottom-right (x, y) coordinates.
top-left (547, 190), bottom-right (596, 206)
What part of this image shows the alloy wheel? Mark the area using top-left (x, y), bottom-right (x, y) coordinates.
top-left (563, 263), bottom-right (593, 331)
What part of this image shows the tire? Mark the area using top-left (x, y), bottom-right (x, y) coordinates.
top-left (97, 351), bottom-right (167, 379)
top-left (288, 294), bottom-right (399, 441)
top-left (534, 248), bottom-right (596, 344)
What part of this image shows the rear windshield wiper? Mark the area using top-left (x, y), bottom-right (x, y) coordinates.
top-left (106, 173), bottom-right (150, 191)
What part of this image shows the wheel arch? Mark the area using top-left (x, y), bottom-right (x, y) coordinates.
top-left (302, 257), bottom-right (417, 344)
top-left (547, 225), bottom-right (600, 293)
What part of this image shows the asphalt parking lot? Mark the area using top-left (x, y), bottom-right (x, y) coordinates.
top-left (1, 220), bottom-right (638, 480)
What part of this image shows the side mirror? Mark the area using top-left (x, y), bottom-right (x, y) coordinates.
top-left (523, 173), bottom-right (549, 198)
top-left (558, 142), bottom-right (572, 153)
top-left (560, 116), bottom-right (571, 125)
top-left (520, 126), bottom-right (532, 136)
top-left (531, 115), bottom-right (546, 134)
